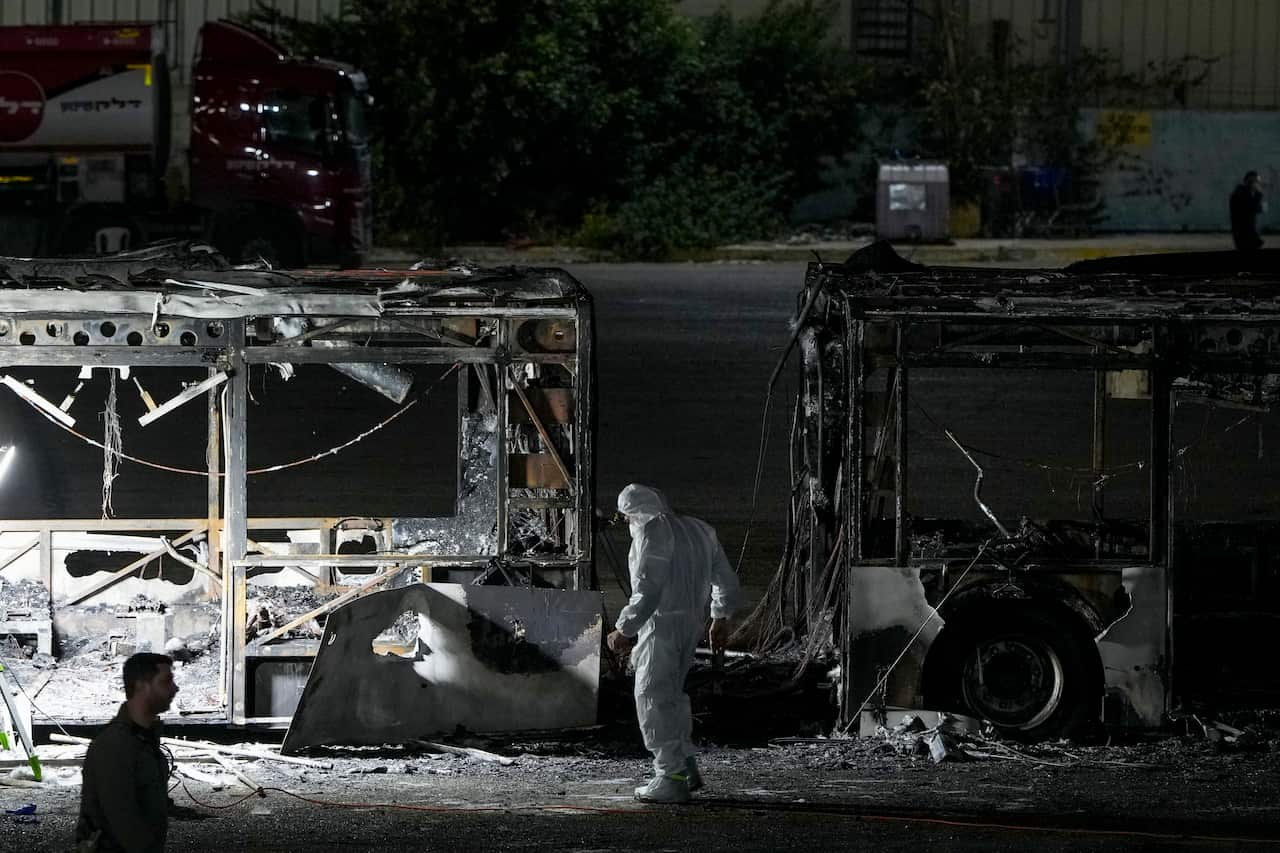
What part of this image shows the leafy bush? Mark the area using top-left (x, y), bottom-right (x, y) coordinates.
top-left (581, 167), bottom-right (785, 259)
top-left (240, 0), bottom-right (864, 256)
top-left (911, 0), bottom-right (1213, 204)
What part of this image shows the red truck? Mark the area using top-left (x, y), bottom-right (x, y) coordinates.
top-left (0, 21), bottom-right (371, 266)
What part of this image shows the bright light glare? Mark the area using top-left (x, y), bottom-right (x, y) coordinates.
top-left (0, 445), bottom-right (15, 484)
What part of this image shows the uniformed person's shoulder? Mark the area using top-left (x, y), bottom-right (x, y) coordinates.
top-left (86, 721), bottom-right (131, 755)
top-left (88, 708), bottom-right (147, 752)
top-left (685, 516), bottom-right (717, 536)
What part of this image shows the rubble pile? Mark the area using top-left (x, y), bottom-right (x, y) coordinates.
top-left (245, 585), bottom-right (328, 641)
top-left (1180, 710), bottom-right (1280, 754)
top-left (0, 578), bottom-right (50, 616)
top-left (249, 585), bottom-right (326, 613)
top-left (124, 594), bottom-right (164, 613)
top-left (0, 594), bottom-right (224, 721)
top-left (871, 713), bottom-right (990, 763)
top-left (0, 635), bottom-right (46, 663)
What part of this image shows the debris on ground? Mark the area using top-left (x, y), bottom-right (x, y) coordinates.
top-left (164, 633), bottom-right (212, 663)
top-left (780, 221), bottom-right (876, 245)
top-left (244, 585), bottom-right (332, 643)
top-left (1176, 710), bottom-right (1279, 754)
top-left (862, 713), bottom-right (991, 764)
top-left (0, 579), bottom-right (50, 615)
top-left (418, 740), bottom-right (516, 766)
top-left (3, 803), bottom-right (37, 823)
top-left (0, 596), bottom-right (223, 721)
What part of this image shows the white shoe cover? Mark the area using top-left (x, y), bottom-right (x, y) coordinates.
top-left (634, 773), bottom-right (691, 804)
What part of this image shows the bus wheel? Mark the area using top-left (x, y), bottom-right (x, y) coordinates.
top-left (940, 608), bottom-right (1099, 741)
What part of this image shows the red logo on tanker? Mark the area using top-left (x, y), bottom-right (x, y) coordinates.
top-left (0, 72), bottom-right (45, 143)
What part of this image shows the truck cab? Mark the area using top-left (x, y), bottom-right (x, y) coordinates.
top-left (191, 22), bottom-right (372, 267)
top-left (0, 21), bottom-right (370, 267)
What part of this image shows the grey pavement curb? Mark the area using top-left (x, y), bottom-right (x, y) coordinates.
top-left (365, 234), bottom-right (1240, 269)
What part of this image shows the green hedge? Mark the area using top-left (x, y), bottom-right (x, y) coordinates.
top-left (240, 0), bottom-right (865, 258)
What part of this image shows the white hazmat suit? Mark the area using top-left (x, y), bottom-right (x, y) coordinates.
top-left (614, 484), bottom-right (741, 795)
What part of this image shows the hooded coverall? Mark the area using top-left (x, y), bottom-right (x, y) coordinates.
top-left (615, 484), bottom-right (741, 778)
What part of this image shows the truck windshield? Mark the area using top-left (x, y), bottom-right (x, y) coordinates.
top-left (338, 84), bottom-right (368, 148)
top-left (263, 89), bottom-right (327, 156)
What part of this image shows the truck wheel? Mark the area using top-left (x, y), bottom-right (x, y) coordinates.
top-left (221, 218), bottom-right (302, 268)
top-left (929, 607), bottom-right (1099, 741)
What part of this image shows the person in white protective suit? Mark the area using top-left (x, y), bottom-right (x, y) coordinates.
top-left (606, 484), bottom-right (741, 804)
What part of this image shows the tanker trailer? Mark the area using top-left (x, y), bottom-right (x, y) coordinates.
top-left (0, 22), bottom-right (371, 267)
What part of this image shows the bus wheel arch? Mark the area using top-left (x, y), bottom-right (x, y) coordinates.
top-left (922, 599), bottom-right (1103, 741)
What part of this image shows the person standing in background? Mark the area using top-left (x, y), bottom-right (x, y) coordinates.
top-left (1230, 170), bottom-right (1265, 251)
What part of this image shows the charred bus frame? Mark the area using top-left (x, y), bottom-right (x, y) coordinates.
top-left (0, 245), bottom-right (595, 728)
top-left (786, 247), bottom-right (1280, 739)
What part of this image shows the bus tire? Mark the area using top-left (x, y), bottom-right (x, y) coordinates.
top-left (927, 606), bottom-right (1100, 741)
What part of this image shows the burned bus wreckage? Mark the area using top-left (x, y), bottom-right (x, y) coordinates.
top-left (0, 244), bottom-right (598, 752)
top-left (761, 244), bottom-right (1280, 741)
top-left (6, 239), bottom-right (1280, 756)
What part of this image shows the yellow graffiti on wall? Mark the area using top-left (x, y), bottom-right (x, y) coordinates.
top-left (1098, 110), bottom-right (1153, 148)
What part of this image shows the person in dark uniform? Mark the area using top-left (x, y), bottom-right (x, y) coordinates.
top-left (75, 653), bottom-right (180, 853)
top-left (1230, 170), bottom-right (1265, 250)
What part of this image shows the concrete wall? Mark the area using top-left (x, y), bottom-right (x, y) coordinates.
top-left (1082, 108), bottom-right (1280, 231)
top-left (964, 0), bottom-right (1073, 65)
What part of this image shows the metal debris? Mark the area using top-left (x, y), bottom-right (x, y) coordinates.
top-left (281, 583), bottom-right (602, 753)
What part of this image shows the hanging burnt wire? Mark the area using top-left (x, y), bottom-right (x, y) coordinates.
top-left (732, 282), bottom-right (849, 681)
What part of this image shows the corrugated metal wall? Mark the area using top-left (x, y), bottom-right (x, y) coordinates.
top-left (0, 0), bottom-right (349, 82)
top-left (677, 0), bottom-right (855, 48)
top-left (965, 0), bottom-right (1070, 65)
top-left (966, 0), bottom-right (1280, 110)
top-left (13, 0), bottom-right (1268, 108)
top-left (1082, 0), bottom-right (1280, 109)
